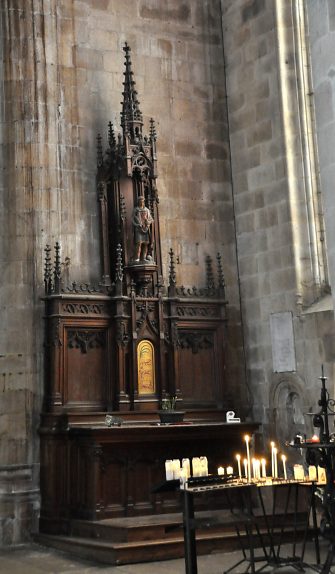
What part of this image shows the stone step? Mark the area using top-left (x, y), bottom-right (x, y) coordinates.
top-left (36, 528), bottom-right (254, 565)
top-left (69, 509), bottom-right (307, 543)
top-left (36, 510), bottom-right (308, 566)
top-left (69, 509), bottom-right (239, 542)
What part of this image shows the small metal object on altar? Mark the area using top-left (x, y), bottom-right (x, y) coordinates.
top-left (294, 433), bottom-right (304, 445)
top-left (226, 410), bottom-right (241, 423)
top-left (105, 414), bottom-right (123, 427)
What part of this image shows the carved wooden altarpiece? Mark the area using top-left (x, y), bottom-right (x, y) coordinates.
top-left (39, 44), bottom-right (256, 534)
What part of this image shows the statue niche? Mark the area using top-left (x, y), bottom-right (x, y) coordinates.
top-left (96, 42), bottom-right (161, 298)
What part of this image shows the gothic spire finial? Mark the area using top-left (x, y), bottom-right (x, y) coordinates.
top-left (44, 244), bottom-right (52, 294)
top-left (205, 255), bottom-right (215, 292)
top-left (97, 133), bottom-right (103, 168)
top-left (216, 252), bottom-right (226, 297)
top-left (54, 242), bottom-right (62, 294)
top-left (121, 42), bottom-right (143, 138)
top-left (149, 118), bottom-right (157, 141)
top-left (168, 248), bottom-right (177, 296)
top-left (115, 244), bottom-right (123, 295)
top-left (108, 121), bottom-right (116, 149)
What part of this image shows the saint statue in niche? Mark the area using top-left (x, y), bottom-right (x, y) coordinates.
top-left (132, 196), bottom-right (153, 262)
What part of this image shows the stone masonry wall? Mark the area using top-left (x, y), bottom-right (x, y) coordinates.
top-left (221, 0), bottom-right (335, 444)
top-left (307, 1), bottom-right (335, 319)
top-left (0, 0), bottom-right (246, 544)
top-left (4, 0), bottom-right (335, 547)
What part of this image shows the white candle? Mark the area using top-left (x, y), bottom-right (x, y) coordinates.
top-left (236, 454), bottom-right (242, 480)
top-left (182, 458), bottom-right (191, 478)
top-left (173, 459), bottom-right (181, 480)
top-left (294, 464), bottom-right (305, 480)
top-left (261, 458), bottom-right (266, 478)
top-left (270, 442), bottom-right (275, 477)
top-left (273, 448), bottom-right (278, 478)
top-left (281, 454), bottom-right (287, 480)
top-left (309, 465), bottom-right (317, 481)
top-left (255, 459), bottom-right (261, 481)
top-left (200, 456), bottom-right (208, 476)
top-left (245, 435), bottom-right (251, 482)
top-left (218, 466), bottom-right (225, 476)
top-left (165, 460), bottom-right (174, 481)
top-left (192, 457), bottom-right (200, 477)
top-left (318, 466), bottom-right (326, 484)
top-left (179, 468), bottom-right (187, 487)
top-left (243, 458), bottom-right (248, 479)
top-left (252, 458), bottom-right (256, 479)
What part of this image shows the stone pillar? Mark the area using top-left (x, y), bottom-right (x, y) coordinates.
top-left (0, 0), bottom-right (43, 544)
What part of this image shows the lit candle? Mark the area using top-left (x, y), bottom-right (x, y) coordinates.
top-left (252, 458), bottom-right (256, 479)
top-left (318, 466), bottom-right (326, 484)
top-left (236, 454), bottom-right (242, 480)
top-left (244, 458), bottom-right (248, 479)
top-left (200, 456), bottom-right (208, 476)
top-left (273, 448), bottom-right (278, 479)
top-left (182, 458), bottom-right (191, 478)
top-left (270, 442), bottom-right (275, 477)
top-left (294, 464), bottom-right (305, 480)
top-left (173, 459), bottom-right (181, 480)
top-left (192, 457), bottom-right (200, 477)
top-left (245, 435), bottom-right (251, 482)
top-left (165, 460), bottom-right (174, 481)
top-left (218, 466), bottom-right (225, 476)
top-left (309, 465), bottom-right (317, 481)
top-left (261, 458), bottom-right (266, 479)
top-left (179, 467), bottom-right (187, 487)
top-left (281, 454), bottom-right (287, 480)
top-left (311, 435), bottom-right (320, 443)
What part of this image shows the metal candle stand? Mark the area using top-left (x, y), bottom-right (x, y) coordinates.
top-left (292, 369), bottom-right (335, 574)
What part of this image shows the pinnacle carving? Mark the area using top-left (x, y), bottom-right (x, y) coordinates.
top-left (108, 121), bottom-right (116, 150)
top-left (44, 245), bottom-right (52, 294)
top-left (150, 118), bottom-right (157, 141)
top-left (54, 242), bottom-right (62, 293)
top-left (115, 244), bottom-right (123, 285)
top-left (121, 42), bottom-right (143, 139)
top-left (205, 255), bottom-right (215, 291)
top-left (97, 133), bottom-right (103, 168)
top-left (216, 252), bottom-right (226, 295)
top-left (169, 248), bottom-right (177, 286)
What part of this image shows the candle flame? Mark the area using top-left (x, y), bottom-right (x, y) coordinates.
top-left (236, 454), bottom-right (241, 460)
top-left (281, 454), bottom-right (286, 461)
top-left (244, 434), bottom-right (250, 442)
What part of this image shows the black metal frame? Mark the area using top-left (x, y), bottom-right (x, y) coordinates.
top-left (290, 369), bottom-right (335, 574)
top-left (181, 480), bottom-right (318, 574)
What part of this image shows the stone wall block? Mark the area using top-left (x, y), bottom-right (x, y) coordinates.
top-left (229, 109), bottom-right (256, 134)
top-left (247, 164), bottom-right (275, 190)
top-left (247, 119), bottom-right (272, 146)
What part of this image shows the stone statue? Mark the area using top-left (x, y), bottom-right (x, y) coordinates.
top-left (132, 196), bottom-right (153, 262)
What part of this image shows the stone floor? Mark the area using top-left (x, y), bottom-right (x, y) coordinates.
top-left (0, 540), bottom-right (333, 574)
